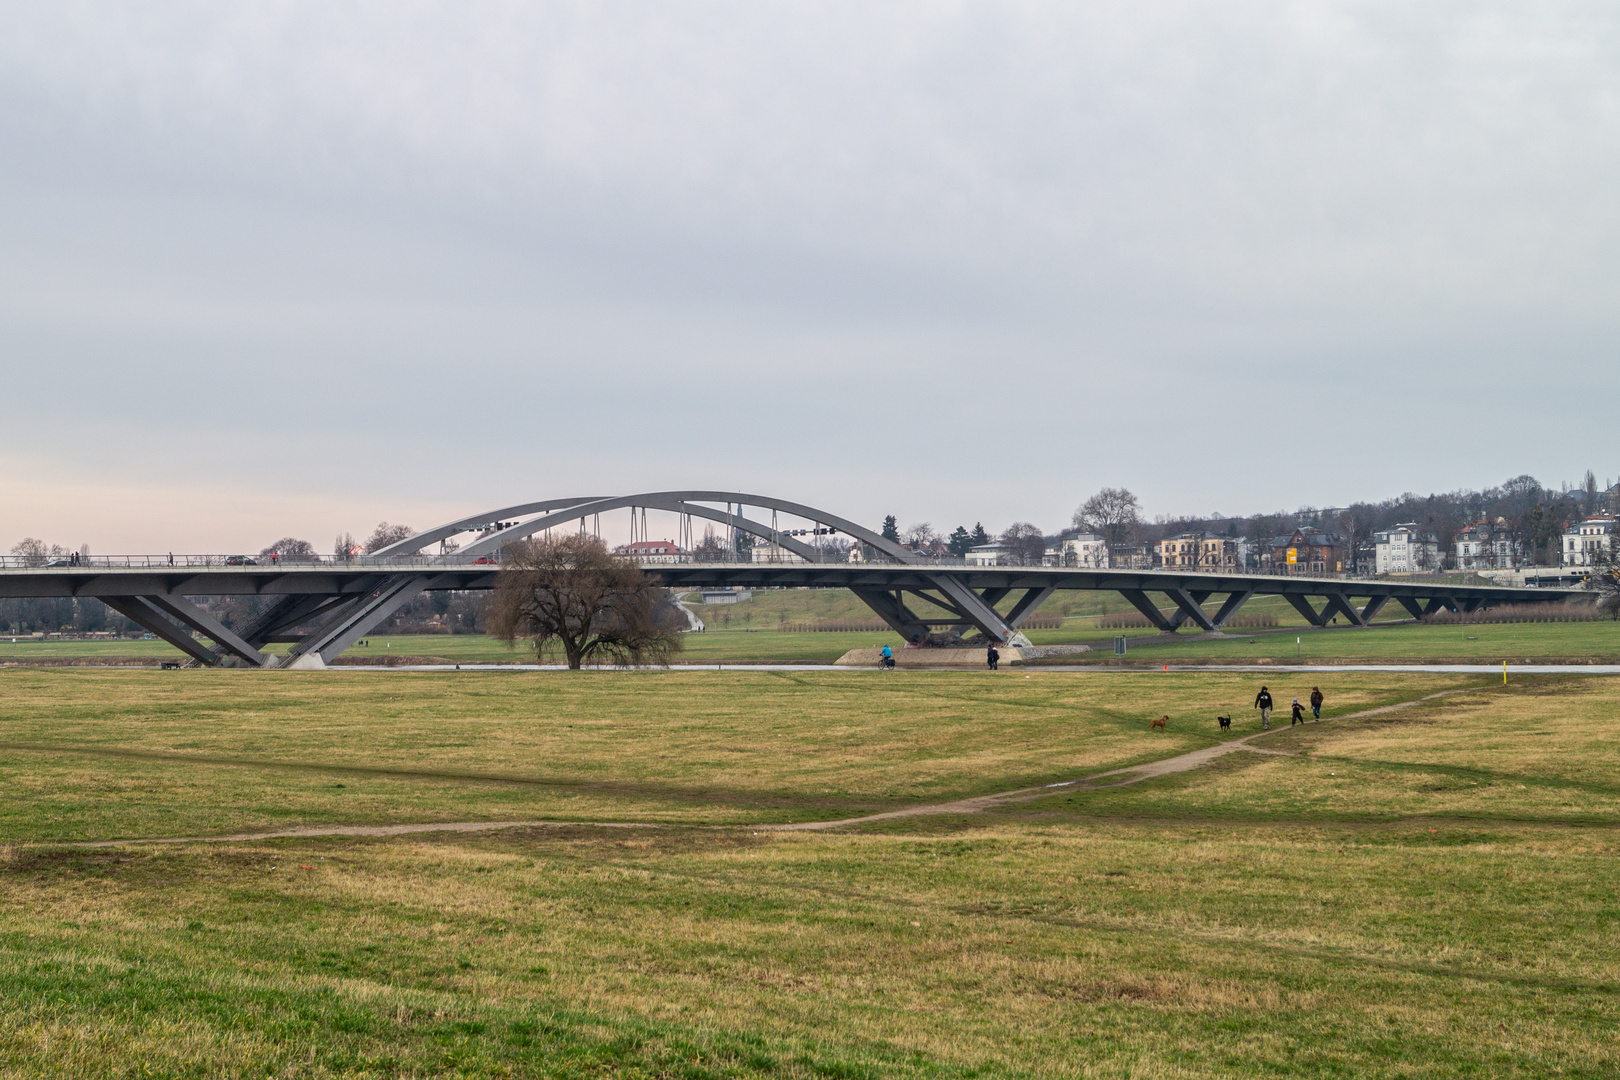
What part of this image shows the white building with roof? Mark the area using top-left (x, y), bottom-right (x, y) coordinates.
top-left (1375, 523), bottom-right (1439, 573)
top-left (1045, 532), bottom-right (1108, 568)
top-left (1455, 521), bottom-right (1518, 570)
top-left (967, 543), bottom-right (1020, 566)
top-left (748, 540), bottom-right (808, 564)
top-left (613, 540), bottom-right (688, 564)
top-left (1562, 516), bottom-right (1615, 566)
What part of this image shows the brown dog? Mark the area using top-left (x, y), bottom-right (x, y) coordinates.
top-left (1150, 715), bottom-right (1168, 731)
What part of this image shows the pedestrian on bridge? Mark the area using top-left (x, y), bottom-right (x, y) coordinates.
top-left (1254, 685), bottom-right (1274, 730)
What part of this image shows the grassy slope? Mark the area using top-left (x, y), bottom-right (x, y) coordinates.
top-left (3, 670), bottom-right (1620, 1076)
top-left (680, 586), bottom-right (1371, 627)
top-left (1094, 618), bottom-right (1620, 664)
top-left (8, 617), bottom-right (1620, 667)
top-left (0, 670), bottom-right (1463, 841)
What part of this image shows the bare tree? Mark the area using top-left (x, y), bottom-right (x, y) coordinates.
top-left (259, 537), bottom-right (318, 561)
top-left (691, 524), bottom-right (729, 561)
top-left (334, 532), bottom-right (358, 559)
top-left (999, 522), bottom-right (1047, 566)
top-left (1073, 488), bottom-right (1142, 563)
top-left (488, 534), bottom-right (683, 669)
top-left (1591, 548), bottom-right (1620, 619)
top-left (902, 522), bottom-right (939, 549)
top-left (1328, 506), bottom-right (1376, 577)
top-left (364, 522), bottom-right (415, 554)
top-left (9, 538), bottom-right (50, 566)
top-left (815, 536), bottom-right (853, 560)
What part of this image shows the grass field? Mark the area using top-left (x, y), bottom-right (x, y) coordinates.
top-left (1070, 618), bottom-right (1620, 665)
top-left (674, 586), bottom-right (1393, 630)
top-left (7, 615), bottom-right (1620, 667)
top-left (3, 667), bottom-right (1619, 1077)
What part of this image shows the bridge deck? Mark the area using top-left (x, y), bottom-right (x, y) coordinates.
top-left (5, 486), bottom-right (1590, 665)
top-left (0, 560), bottom-right (1583, 603)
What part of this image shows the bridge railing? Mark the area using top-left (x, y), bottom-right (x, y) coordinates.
top-left (0, 554), bottom-right (472, 570)
top-left (0, 552), bottom-right (1576, 590)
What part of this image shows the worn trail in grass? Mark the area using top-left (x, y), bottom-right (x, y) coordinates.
top-left (24, 685), bottom-right (1471, 846)
top-left (0, 669), bottom-right (1467, 843)
top-left (5, 669), bottom-right (1620, 1077)
top-left (9, 612), bottom-right (1620, 667)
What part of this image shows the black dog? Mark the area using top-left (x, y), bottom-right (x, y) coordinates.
top-left (1217, 715), bottom-right (1232, 732)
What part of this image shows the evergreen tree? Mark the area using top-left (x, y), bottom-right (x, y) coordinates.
top-left (971, 522), bottom-right (990, 546)
top-left (947, 525), bottom-right (974, 556)
top-left (881, 515), bottom-right (900, 542)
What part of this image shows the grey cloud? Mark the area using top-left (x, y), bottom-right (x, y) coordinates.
top-left (3, 2), bottom-right (1619, 549)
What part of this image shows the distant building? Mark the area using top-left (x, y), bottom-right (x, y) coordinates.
top-left (1155, 532), bottom-right (1238, 571)
top-left (1374, 523), bottom-right (1439, 574)
top-left (1273, 527), bottom-right (1348, 575)
top-left (1110, 542), bottom-right (1153, 570)
top-left (749, 540), bottom-right (808, 564)
top-left (613, 540), bottom-right (687, 564)
top-left (1233, 537), bottom-right (1258, 572)
top-left (1048, 531), bottom-right (1108, 568)
top-left (1562, 516), bottom-right (1615, 566)
top-left (700, 589), bottom-right (753, 605)
top-left (967, 543), bottom-right (1020, 567)
top-left (1455, 520), bottom-right (1518, 570)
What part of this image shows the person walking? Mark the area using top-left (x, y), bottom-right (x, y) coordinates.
top-left (987, 644), bottom-right (1000, 671)
top-left (1291, 699), bottom-right (1305, 726)
top-left (1254, 685), bottom-right (1274, 730)
top-left (1309, 686), bottom-right (1324, 721)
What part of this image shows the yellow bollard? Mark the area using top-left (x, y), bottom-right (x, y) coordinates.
top-left (1503, 660), bottom-right (1508, 685)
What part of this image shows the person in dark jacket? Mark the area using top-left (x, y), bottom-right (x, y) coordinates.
top-left (1291, 699), bottom-right (1305, 725)
top-left (1309, 686), bottom-right (1324, 720)
top-left (1254, 686), bottom-right (1274, 730)
top-left (987, 645), bottom-right (1000, 671)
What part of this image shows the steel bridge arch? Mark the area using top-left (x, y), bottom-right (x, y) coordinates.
top-left (375, 491), bottom-right (1022, 649)
top-left (0, 486), bottom-right (1590, 668)
top-left (379, 491), bottom-right (921, 565)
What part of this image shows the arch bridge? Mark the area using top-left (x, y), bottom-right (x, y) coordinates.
top-left (0, 491), bottom-right (1588, 667)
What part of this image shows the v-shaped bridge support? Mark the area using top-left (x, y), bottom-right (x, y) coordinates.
top-left (850, 575), bottom-right (1055, 645)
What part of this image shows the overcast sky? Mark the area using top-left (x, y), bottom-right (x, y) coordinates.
top-left (3, 2), bottom-right (1619, 552)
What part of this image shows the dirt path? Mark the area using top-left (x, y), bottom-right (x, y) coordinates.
top-left (765, 687), bottom-right (1470, 830)
top-left (41, 687), bottom-right (1472, 848)
top-left (70, 819), bottom-right (660, 849)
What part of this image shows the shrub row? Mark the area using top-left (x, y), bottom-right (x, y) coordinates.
top-left (1097, 611), bottom-right (1277, 629)
top-left (778, 621), bottom-right (892, 633)
top-left (1423, 602), bottom-right (1608, 625)
top-left (775, 614), bottom-right (1065, 633)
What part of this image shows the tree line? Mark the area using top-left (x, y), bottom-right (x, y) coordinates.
top-left (877, 471), bottom-right (1618, 567)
